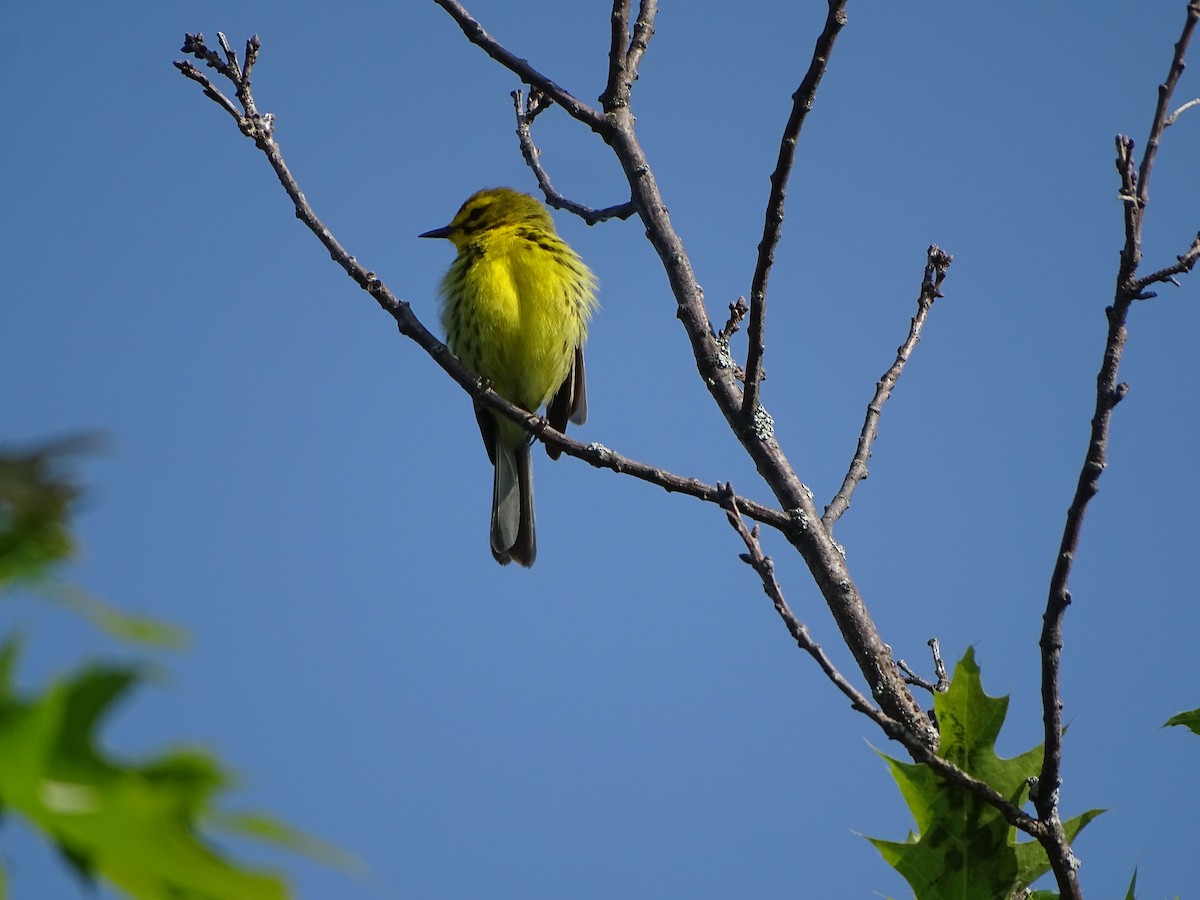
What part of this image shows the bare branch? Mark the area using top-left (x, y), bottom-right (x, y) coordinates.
top-left (1039, 5), bottom-right (1200, 897)
top-left (1135, 3), bottom-right (1200, 209)
top-left (432, 0), bottom-right (606, 133)
top-left (601, 0), bottom-right (632, 110)
top-left (928, 638), bottom-right (950, 692)
top-left (1166, 95), bottom-right (1200, 125)
top-left (718, 297), bottom-right (748, 346)
top-left (511, 90), bottom-right (636, 225)
top-left (601, 0), bottom-right (658, 110)
top-left (1133, 230), bottom-right (1200, 295)
top-left (588, 4), bottom-right (935, 748)
top-left (215, 31), bottom-right (241, 75)
top-left (722, 491), bottom-right (1048, 839)
top-left (626, 1), bottom-right (659, 82)
top-left (741, 0), bottom-right (849, 422)
top-left (898, 638), bottom-right (950, 695)
top-left (177, 33), bottom-right (266, 135)
top-left (823, 245), bottom-right (952, 529)
top-left (548, 440), bottom-right (786, 531)
top-left (722, 487), bottom-right (888, 717)
top-left (174, 59), bottom-right (242, 124)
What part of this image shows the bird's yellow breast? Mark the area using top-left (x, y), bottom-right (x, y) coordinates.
top-left (441, 225), bottom-right (595, 417)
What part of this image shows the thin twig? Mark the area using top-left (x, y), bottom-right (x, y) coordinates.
top-left (1038, 5), bottom-right (1200, 897)
top-left (626, 1), bottom-right (658, 81)
top-left (896, 658), bottom-right (935, 694)
top-left (1166, 95), bottom-right (1200, 125)
top-left (601, 0), bottom-right (658, 111)
top-left (718, 297), bottom-right (748, 346)
top-left (721, 492), bottom-right (1048, 839)
top-left (716, 298), bottom-right (749, 383)
top-left (601, 0), bottom-right (632, 110)
top-left (823, 245), bottom-right (952, 529)
top-left (1132, 230), bottom-right (1200, 295)
top-left (511, 90), bottom-right (636, 225)
top-left (432, 0), bottom-right (606, 133)
top-left (722, 486), bottom-right (881, 717)
top-left (741, 0), bottom-right (849, 423)
top-left (1135, 4), bottom-right (1200, 209)
top-left (898, 638), bottom-right (950, 695)
top-left (928, 638), bottom-right (949, 692)
top-left (440, 0), bottom-right (934, 751)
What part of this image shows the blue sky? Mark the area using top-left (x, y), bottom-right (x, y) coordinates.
top-left (3, 2), bottom-right (1199, 897)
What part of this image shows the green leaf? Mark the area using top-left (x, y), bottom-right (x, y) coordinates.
top-left (0, 438), bottom-right (95, 586)
top-left (867, 648), bottom-right (1103, 899)
top-left (212, 811), bottom-right (362, 873)
top-left (1164, 708), bottom-right (1200, 736)
top-left (0, 639), bottom-right (292, 899)
top-left (42, 583), bottom-right (189, 650)
top-left (1124, 867), bottom-right (1138, 900)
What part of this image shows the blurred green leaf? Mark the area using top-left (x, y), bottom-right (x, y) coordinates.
top-left (868, 648), bottom-right (1103, 899)
top-left (0, 439), bottom-right (341, 897)
top-left (213, 811), bottom-right (362, 873)
top-left (45, 583), bottom-right (189, 650)
top-left (0, 438), bottom-right (95, 586)
top-left (0, 639), bottom-right (292, 899)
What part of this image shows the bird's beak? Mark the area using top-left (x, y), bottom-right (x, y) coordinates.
top-left (418, 225), bottom-right (454, 239)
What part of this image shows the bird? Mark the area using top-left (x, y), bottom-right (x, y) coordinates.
top-left (420, 188), bottom-right (598, 567)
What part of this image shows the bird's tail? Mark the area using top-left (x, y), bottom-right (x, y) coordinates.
top-left (491, 439), bottom-right (536, 567)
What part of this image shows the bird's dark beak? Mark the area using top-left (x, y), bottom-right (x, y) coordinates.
top-left (418, 225), bottom-right (454, 239)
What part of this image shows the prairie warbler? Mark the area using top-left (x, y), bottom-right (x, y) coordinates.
top-left (420, 188), bottom-right (597, 567)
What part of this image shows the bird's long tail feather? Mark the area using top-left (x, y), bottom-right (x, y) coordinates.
top-left (491, 440), bottom-right (536, 567)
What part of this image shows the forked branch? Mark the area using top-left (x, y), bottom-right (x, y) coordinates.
top-left (431, 0), bottom-right (937, 749)
top-left (721, 492), bottom-right (1046, 841)
top-left (511, 89), bottom-right (636, 225)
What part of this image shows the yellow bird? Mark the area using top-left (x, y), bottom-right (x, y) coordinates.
top-left (421, 188), bottom-right (598, 567)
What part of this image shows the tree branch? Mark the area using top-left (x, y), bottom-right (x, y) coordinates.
top-left (626, 1), bottom-right (658, 82)
top-left (823, 245), bottom-right (952, 529)
top-left (432, 0), bottom-right (607, 134)
top-left (601, 0), bottom-right (632, 110)
top-left (579, 5), bottom-right (937, 748)
top-left (897, 638), bottom-right (949, 695)
top-left (1132, 230), bottom-right (1200, 296)
top-left (511, 89), bottom-right (636, 225)
top-left (741, 0), bottom-right (849, 422)
top-left (1135, 3), bottom-right (1200, 209)
top-left (1038, 4), bottom-right (1200, 897)
top-left (722, 488), bottom-right (889, 719)
top-left (600, 0), bottom-right (658, 110)
top-left (722, 491), bottom-right (1044, 839)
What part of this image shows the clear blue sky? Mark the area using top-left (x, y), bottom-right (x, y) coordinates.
top-left (3, 2), bottom-right (1199, 897)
